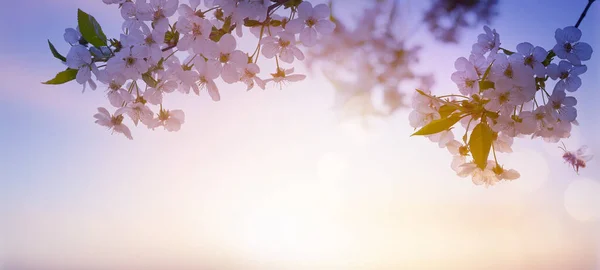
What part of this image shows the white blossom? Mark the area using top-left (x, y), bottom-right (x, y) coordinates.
top-left (261, 31), bottom-right (305, 63)
top-left (451, 57), bottom-right (479, 96)
top-left (94, 107), bottom-right (133, 140)
top-left (547, 60), bottom-right (587, 92)
top-left (553, 26), bottom-right (593, 65)
top-left (471, 26), bottom-right (500, 57)
top-left (149, 109), bottom-right (185, 132)
top-left (66, 45), bottom-right (97, 91)
top-left (285, 2), bottom-right (335, 47)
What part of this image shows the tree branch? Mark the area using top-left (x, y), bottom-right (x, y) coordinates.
top-left (575, 0), bottom-right (595, 28)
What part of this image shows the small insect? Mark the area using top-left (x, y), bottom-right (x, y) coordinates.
top-left (559, 142), bottom-right (593, 174)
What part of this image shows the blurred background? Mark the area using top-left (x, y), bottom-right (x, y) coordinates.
top-left (1, 0), bottom-right (599, 269)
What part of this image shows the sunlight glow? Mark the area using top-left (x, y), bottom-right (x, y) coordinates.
top-left (564, 177), bottom-right (600, 222)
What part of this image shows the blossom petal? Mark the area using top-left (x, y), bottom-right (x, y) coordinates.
top-left (218, 34), bottom-right (236, 53)
top-left (516, 42), bottom-right (533, 55)
top-left (300, 27), bottom-right (317, 47)
top-left (207, 80), bottom-right (220, 101)
top-left (562, 26), bottom-right (582, 42)
top-left (315, 20), bottom-right (335, 35)
top-left (312, 4), bottom-right (330, 19)
top-left (296, 1), bottom-right (313, 19)
top-left (564, 76), bottom-right (581, 92)
top-left (285, 19), bottom-right (304, 34)
top-left (573, 42), bottom-right (593, 62)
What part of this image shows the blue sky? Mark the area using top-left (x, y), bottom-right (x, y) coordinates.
top-left (1, 0), bottom-right (599, 269)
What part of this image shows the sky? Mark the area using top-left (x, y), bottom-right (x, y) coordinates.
top-left (0, 0), bottom-right (599, 269)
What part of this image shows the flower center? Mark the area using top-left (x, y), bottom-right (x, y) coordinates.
top-left (145, 36), bottom-right (155, 45)
top-left (492, 165), bottom-right (504, 175)
top-left (192, 24), bottom-right (203, 36)
top-left (219, 53), bottom-right (230, 63)
top-left (109, 81), bottom-right (121, 91)
top-left (552, 101), bottom-right (562, 110)
top-left (244, 69), bottom-right (255, 78)
top-left (559, 71), bottom-right (569, 80)
top-left (278, 39), bottom-right (290, 48)
top-left (524, 55), bottom-right (534, 67)
top-left (503, 64), bottom-right (513, 79)
top-left (306, 18), bottom-right (317, 27)
top-left (125, 57), bottom-right (136, 67)
top-left (535, 112), bottom-right (545, 120)
top-left (111, 114), bottom-right (124, 125)
top-left (564, 43), bottom-right (573, 53)
top-left (153, 9), bottom-right (165, 21)
top-left (158, 109), bottom-right (170, 121)
top-left (498, 92), bottom-right (510, 104)
top-left (465, 79), bottom-right (475, 88)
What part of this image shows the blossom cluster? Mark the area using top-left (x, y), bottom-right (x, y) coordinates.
top-left (409, 25), bottom-right (593, 186)
top-left (45, 0), bottom-right (335, 139)
top-left (304, 1), bottom-right (433, 119)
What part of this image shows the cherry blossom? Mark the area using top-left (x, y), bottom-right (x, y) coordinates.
top-left (176, 16), bottom-right (215, 54)
top-left (149, 109), bottom-right (185, 132)
top-left (548, 90), bottom-right (577, 122)
top-left (512, 42), bottom-right (547, 77)
top-left (144, 72), bottom-right (178, 105)
top-left (471, 26), bottom-right (500, 57)
top-left (66, 45), bottom-right (97, 91)
top-left (285, 2), bottom-right (336, 47)
top-left (94, 107), bottom-right (134, 140)
top-left (107, 46), bottom-right (150, 80)
top-left (410, 22), bottom-right (593, 184)
top-left (63, 28), bottom-right (81, 45)
top-left (261, 31), bottom-right (305, 63)
top-left (547, 60), bottom-right (586, 92)
top-left (451, 57), bottom-right (480, 96)
top-left (126, 100), bottom-right (155, 126)
top-left (45, 0), bottom-right (336, 140)
top-left (553, 26), bottom-right (593, 65)
top-left (458, 161), bottom-right (498, 187)
top-left (137, 0), bottom-right (179, 33)
top-left (101, 73), bottom-right (134, 108)
top-left (265, 67), bottom-right (306, 89)
top-left (212, 34), bottom-right (247, 84)
top-left (193, 58), bottom-right (221, 100)
top-left (239, 62), bottom-right (266, 91)
top-left (121, 1), bottom-right (150, 32)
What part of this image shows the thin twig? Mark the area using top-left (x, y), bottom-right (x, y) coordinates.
top-left (575, 0), bottom-right (596, 28)
top-left (267, 0), bottom-right (293, 16)
top-left (161, 44), bottom-right (177, 52)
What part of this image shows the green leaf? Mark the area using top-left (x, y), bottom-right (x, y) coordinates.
top-left (222, 16), bottom-right (232, 32)
top-left (411, 114), bottom-right (462, 136)
top-left (415, 89), bottom-right (430, 97)
top-left (269, 20), bottom-right (282, 27)
top-left (500, 48), bottom-right (514, 55)
top-left (142, 72), bottom-right (158, 88)
top-left (77, 9), bottom-right (107, 47)
top-left (48, 40), bottom-right (66, 62)
top-left (481, 60), bottom-right (494, 81)
top-left (284, 0), bottom-right (303, 9)
top-left (468, 122), bottom-right (494, 169)
top-left (244, 19), bottom-right (261, 27)
top-left (542, 50), bottom-right (556, 66)
top-left (42, 68), bottom-right (78, 85)
top-left (479, 81), bottom-right (495, 91)
top-left (439, 104), bottom-right (457, 119)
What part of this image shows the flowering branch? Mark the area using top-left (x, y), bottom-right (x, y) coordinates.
top-left (409, 8), bottom-right (594, 186)
top-left (43, 0), bottom-right (335, 139)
